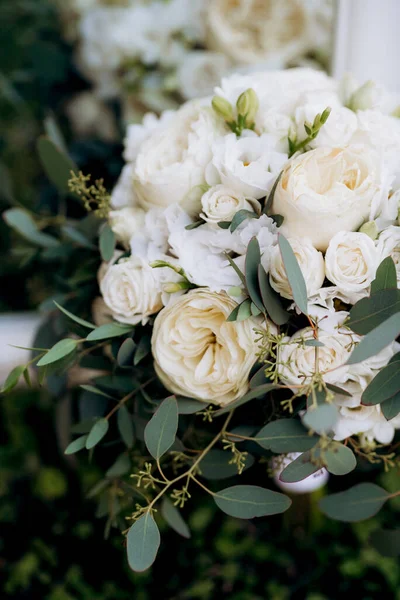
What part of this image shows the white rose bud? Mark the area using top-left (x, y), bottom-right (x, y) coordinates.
top-left (200, 185), bottom-right (258, 225)
top-left (269, 237), bottom-right (325, 299)
top-left (151, 289), bottom-right (269, 405)
top-left (358, 220), bottom-right (378, 240)
top-left (273, 146), bottom-right (382, 251)
top-left (99, 257), bottom-right (163, 325)
top-left (348, 80), bottom-right (377, 111)
top-left (325, 231), bottom-right (379, 303)
top-left (109, 206), bottom-right (146, 247)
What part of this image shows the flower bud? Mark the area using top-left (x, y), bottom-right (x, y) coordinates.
top-left (211, 96), bottom-right (234, 121)
top-left (163, 282), bottom-right (189, 293)
top-left (348, 80), bottom-right (376, 111)
top-left (359, 220), bottom-right (378, 240)
top-left (236, 88), bottom-right (259, 123)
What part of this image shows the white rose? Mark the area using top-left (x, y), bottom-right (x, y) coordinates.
top-left (269, 237), bottom-right (325, 299)
top-left (278, 327), bottom-right (355, 390)
top-left (200, 185), bottom-right (259, 225)
top-left (295, 104), bottom-right (357, 149)
top-left (206, 132), bottom-right (287, 199)
top-left (99, 256), bottom-right (163, 325)
top-left (325, 231), bottom-right (379, 304)
top-left (109, 206), bottom-right (146, 247)
top-left (151, 289), bottom-right (264, 405)
top-left (134, 102), bottom-right (224, 214)
top-left (376, 225), bottom-right (400, 285)
top-left (273, 145), bottom-right (383, 251)
top-left (123, 110), bottom-right (175, 163)
top-left (205, 0), bottom-right (311, 67)
top-left (177, 51), bottom-right (230, 100)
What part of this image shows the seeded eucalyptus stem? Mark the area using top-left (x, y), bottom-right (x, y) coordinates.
top-left (144, 411), bottom-right (234, 511)
top-left (105, 377), bottom-right (155, 420)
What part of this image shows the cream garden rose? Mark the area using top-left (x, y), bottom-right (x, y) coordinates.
top-left (325, 231), bottom-right (379, 303)
top-left (273, 145), bottom-right (383, 251)
top-left (134, 102), bottom-right (224, 215)
top-left (200, 184), bottom-right (259, 224)
top-left (99, 256), bottom-right (163, 325)
top-left (151, 289), bottom-right (263, 405)
top-left (269, 236), bottom-right (325, 299)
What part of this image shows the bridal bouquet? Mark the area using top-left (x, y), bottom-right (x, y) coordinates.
top-left (4, 68), bottom-right (400, 571)
top-left (55, 0), bottom-right (333, 118)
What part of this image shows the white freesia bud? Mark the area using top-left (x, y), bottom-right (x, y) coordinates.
top-left (99, 257), bottom-right (163, 325)
top-left (273, 146), bottom-right (382, 251)
top-left (272, 453), bottom-right (329, 494)
top-left (358, 220), bottom-right (378, 240)
top-left (151, 289), bottom-right (270, 405)
top-left (109, 206), bottom-right (146, 247)
top-left (348, 80), bottom-right (377, 111)
top-left (325, 231), bottom-right (380, 303)
top-left (269, 237), bottom-right (325, 299)
top-left (211, 95), bottom-right (234, 121)
top-left (236, 88), bottom-right (259, 123)
top-left (200, 185), bottom-right (258, 225)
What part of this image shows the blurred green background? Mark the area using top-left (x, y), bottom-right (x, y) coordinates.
top-left (1, 2), bottom-right (400, 598)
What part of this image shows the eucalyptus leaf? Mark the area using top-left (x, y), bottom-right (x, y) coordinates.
top-left (134, 335), bottom-right (151, 365)
top-left (226, 304), bottom-right (241, 322)
top-left (117, 338), bottom-right (136, 368)
top-left (303, 404), bottom-right (338, 434)
top-left (1, 364), bottom-right (26, 394)
top-left (86, 323), bottom-right (133, 341)
top-left (86, 418), bottom-right (109, 449)
top-left (237, 299), bottom-right (253, 322)
top-left (245, 237), bottom-right (264, 312)
top-left (161, 498), bottom-right (191, 539)
top-left (176, 397), bottom-right (205, 414)
top-left (326, 383), bottom-right (352, 397)
top-left (347, 289), bottom-right (400, 334)
top-left (362, 361), bottom-right (400, 405)
top-left (255, 419), bottom-right (318, 453)
top-left (199, 449), bottom-right (254, 480)
top-left (381, 392), bottom-right (400, 420)
top-left (62, 225), bottom-right (96, 249)
top-left (80, 385), bottom-right (114, 399)
top-left (278, 235), bottom-right (308, 314)
top-left (65, 435), bottom-right (88, 455)
top-left (319, 483), bottom-right (390, 522)
top-left (106, 453), bottom-right (131, 478)
top-left (280, 451), bottom-right (320, 483)
top-left (224, 253), bottom-right (246, 287)
top-left (99, 223), bottom-right (116, 262)
top-left (214, 485), bottom-right (291, 519)
top-left (257, 264), bottom-right (290, 325)
top-left (347, 313), bottom-right (400, 365)
top-left (230, 210), bottom-right (258, 233)
top-left (127, 512), bottom-right (160, 572)
top-left (36, 338), bottom-right (78, 367)
top-left (144, 396), bottom-right (178, 459)
top-left (304, 339), bottom-right (325, 347)
top-left (4, 208), bottom-right (60, 248)
top-left (54, 301), bottom-right (95, 329)
top-left (37, 135), bottom-right (77, 194)
top-left (249, 364), bottom-right (270, 389)
top-left (370, 256), bottom-right (397, 294)
top-left (214, 384), bottom-right (278, 416)
top-left (263, 170), bottom-right (283, 214)
top-left (324, 442), bottom-right (357, 476)
top-left (117, 405), bottom-right (135, 448)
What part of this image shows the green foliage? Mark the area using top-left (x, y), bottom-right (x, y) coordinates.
top-left (347, 313), bottom-right (400, 364)
top-left (127, 512), bottom-right (161, 572)
top-left (144, 396), bottom-right (178, 459)
top-left (370, 256), bottom-right (397, 293)
top-left (86, 323), bottom-right (133, 341)
top-left (347, 288), bottom-right (400, 334)
top-left (214, 486), bottom-right (291, 519)
top-left (99, 223), bottom-right (116, 262)
top-left (280, 451), bottom-right (320, 483)
top-left (161, 498), bottom-right (191, 539)
top-left (319, 484), bottom-right (391, 522)
top-left (303, 404), bottom-right (339, 434)
top-left (36, 338), bottom-right (78, 367)
top-left (278, 234), bottom-right (308, 314)
top-left (4, 208), bottom-right (60, 248)
top-left (37, 136), bottom-right (77, 194)
top-left (255, 419), bottom-right (318, 453)
top-left (86, 418), bottom-right (110, 450)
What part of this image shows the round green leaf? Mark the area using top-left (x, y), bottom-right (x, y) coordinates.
top-left (278, 234), bottom-right (308, 315)
top-left (199, 449), bottom-right (254, 480)
top-left (255, 419), bottom-right (318, 453)
top-left (4, 208), bottom-right (60, 248)
top-left (347, 313), bottom-right (400, 365)
top-left (144, 396), bottom-right (178, 460)
top-left (347, 289), bottom-right (400, 335)
top-left (86, 418), bottom-right (109, 450)
top-left (99, 223), bottom-right (116, 262)
top-left (371, 256), bottom-right (397, 294)
top-left (279, 451), bottom-right (320, 483)
top-left (381, 392), bottom-right (400, 421)
top-left (319, 483), bottom-right (390, 522)
top-left (214, 485), bottom-right (291, 519)
top-left (36, 338), bottom-right (78, 367)
top-left (362, 362), bottom-right (400, 405)
top-left (86, 323), bottom-right (133, 341)
top-left (65, 435), bottom-right (88, 455)
top-left (176, 397), bottom-right (205, 414)
top-left (117, 405), bottom-right (135, 449)
top-left (127, 512), bottom-right (160, 572)
top-left (37, 136), bottom-right (77, 194)
top-left (303, 404), bottom-right (338, 434)
top-left (324, 442), bottom-right (357, 476)
top-left (161, 498), bottom-right (191, 539)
